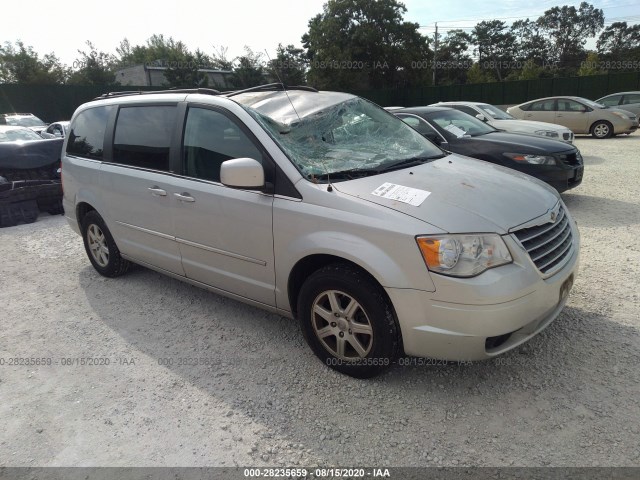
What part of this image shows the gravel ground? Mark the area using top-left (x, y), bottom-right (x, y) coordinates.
top-left (0, 134), bottom-right (639, 468)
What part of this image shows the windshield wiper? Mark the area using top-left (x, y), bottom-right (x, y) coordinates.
top-left (377, 155), bottom-right (446, 172)
top-left (310, 155), bottom-right (445, 182)
top-left (310, 167), bottom-right (383, 181)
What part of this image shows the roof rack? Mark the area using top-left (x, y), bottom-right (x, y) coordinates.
top-left (93, 87), bottom-right (221, 100)
top-left (224, 83), bottom-right (318, 98)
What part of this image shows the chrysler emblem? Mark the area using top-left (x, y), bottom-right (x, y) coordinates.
top-left (550, 211), bottom-right (557, 223)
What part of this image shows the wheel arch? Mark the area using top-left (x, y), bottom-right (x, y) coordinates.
top-left (590, 119), bottom-right (613, 137)
top-left (76, 201), bottom-right (96, 229)
top-left (287, 254), bottom-right (393, 319)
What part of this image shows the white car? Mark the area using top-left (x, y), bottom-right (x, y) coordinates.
top-left (433, 101), bottom-right (575, 143)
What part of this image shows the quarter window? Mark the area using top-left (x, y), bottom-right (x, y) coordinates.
top-left (67, 106), bottom-right (113, 159)
top-left (113, 106), bottom-right (176, 171)
top-left (397, 115), bottom-right (436, 136)
top-left (182, 107), bottom-right (262, 182)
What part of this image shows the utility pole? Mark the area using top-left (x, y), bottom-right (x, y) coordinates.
top-left (432, 22), bottom-right (438, 86)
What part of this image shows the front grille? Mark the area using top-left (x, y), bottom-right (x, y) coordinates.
top-left (556, 151), bottom-right (581, 166)
top-left (513, 205), bottom-right (574, 275)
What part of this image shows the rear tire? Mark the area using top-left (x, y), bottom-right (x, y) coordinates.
top-left (297, 263), bottom-right (400, 378)
top-left (81, 211), bottom-right (130, 277)
top-left (591, 120), bottom-right (613, 139)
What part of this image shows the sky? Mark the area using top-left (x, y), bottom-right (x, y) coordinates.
top-left (2, 0), bottom-right (640, 68)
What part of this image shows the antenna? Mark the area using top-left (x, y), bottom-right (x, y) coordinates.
top-left (264, 50), bottom-right (333, 191)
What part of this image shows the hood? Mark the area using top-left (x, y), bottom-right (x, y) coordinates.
top-left (461, 131), bottom-right (574, 154)
top-left (489, 119), bottom-right (569, 132)
top-left (332, 154), bottom-right (559, 234)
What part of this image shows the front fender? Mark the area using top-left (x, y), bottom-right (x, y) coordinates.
top-left (274, 229), bottom-right (436, 312)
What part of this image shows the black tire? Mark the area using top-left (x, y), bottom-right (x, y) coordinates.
top-left (45, 199), bottom-right (64, 215)
top-left (81, 211), bottom-right (130, 277)
top-left (297, 263), bottom-right (401, 378)
top-left (0, 200), bottom-right (39, 228)
top-left (591, 120), bottom-right (613, 139)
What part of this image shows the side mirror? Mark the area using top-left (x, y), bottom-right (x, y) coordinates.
top-left (220, 158), bottom-right (265, 189)
top-left (475, 114), bottom-right (487, 122)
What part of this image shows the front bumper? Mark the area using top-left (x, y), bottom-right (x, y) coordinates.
top-left (614, 120), bottom-right (639, 134)
top-left (536, 166), bottom-right (583, 193)
top-left (388, 221), bottom-right (580, 361)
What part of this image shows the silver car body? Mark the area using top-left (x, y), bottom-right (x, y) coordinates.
top-left (596, 91), bottom-right (640, 117)
top-left (434, 101), bottom-right (575, 143)
top-left (62, 89), bottom-right (580, 361)
top-left (41, 121), bottom-right (70, 139)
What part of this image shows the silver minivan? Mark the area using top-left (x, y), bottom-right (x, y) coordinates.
top-left (61, 85), bottom-right (580, 377)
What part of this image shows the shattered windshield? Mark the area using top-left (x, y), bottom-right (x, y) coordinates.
top-left (241, 95), bottom-right (442, 181)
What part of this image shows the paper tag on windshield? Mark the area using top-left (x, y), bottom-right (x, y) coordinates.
top-left (371, 183), bottom-right (431, 206)
top-left (444, 124), bottom-right (466, 137)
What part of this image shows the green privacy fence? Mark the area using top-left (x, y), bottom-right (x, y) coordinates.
top-left (351, 72), bottom-right (640, 107)
top-left (0, 84), bottom-right (167, 123)
top-left (2, 72), bottom-right (639, 121)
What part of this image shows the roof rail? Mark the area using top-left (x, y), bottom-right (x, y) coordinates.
top-left (224, 83), bottom-right (318, 98)
top-left (93, 87), bottom-right (221, 100)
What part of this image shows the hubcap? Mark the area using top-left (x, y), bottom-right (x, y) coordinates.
top-left (311, 290), bottom-right (373, 360)
top-left (87, 224), bottom-right (109, 267)
top-left (594, 124), bottom-right (609, 137)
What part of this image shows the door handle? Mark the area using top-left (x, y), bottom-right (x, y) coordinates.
top-left (148, 186), bottom-right (167, 196)
top-left (174, 192), bottom-right (195, 203)
top-left (557, 114), bottom-right (563, 117)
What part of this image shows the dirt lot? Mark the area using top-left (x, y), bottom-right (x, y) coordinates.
top-left (1, 134), bottom-right (639, 468)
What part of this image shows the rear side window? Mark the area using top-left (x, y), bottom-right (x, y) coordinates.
top-left (529, 100), bottom-right (556, 112)
top-left (67, 106), bottom-right (113, 159)
top-left (113, 106), bottom-right (176, 172)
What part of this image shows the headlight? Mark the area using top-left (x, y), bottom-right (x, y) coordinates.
top-left (611, 111), bottom-right (629, 120)
top-left (503, 153), bottom-right (557, 165)
top-left (416, 234), bottom-right (512, 277)
top-left (534, 130), bottom-right (559, 138)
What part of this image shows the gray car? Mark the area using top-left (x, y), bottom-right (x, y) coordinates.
top-left (596, 91), bottom-right (640, 118)
top-left (61, 85), bottom-right (580, 378)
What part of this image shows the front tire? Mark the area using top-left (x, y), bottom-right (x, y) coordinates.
top-left (591, 120), bottom-right (613, 139)
top-left (297, 264), bottom-right (401, 378)
top-left (81, 211), bottom-right (130, 277)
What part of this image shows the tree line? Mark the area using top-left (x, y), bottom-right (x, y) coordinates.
top-left (1, 0), bottom-right (639, 90)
